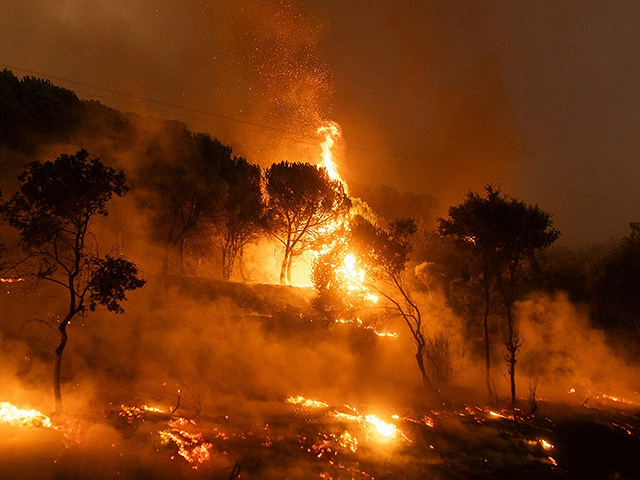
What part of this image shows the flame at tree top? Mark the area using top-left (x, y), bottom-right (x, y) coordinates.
top-left (308, 121), bottom-right (392, 334)
top-left (317, 121), bottom-right (344, 186)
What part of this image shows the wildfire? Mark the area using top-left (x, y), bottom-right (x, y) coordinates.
top-left (159, 417), bottom-right (212, 468)
top-left (0, 401), bottom-right (53, 428)
top-left (600, 393), bottom-right (639, 406)
top-left (309, 120), bottom-right (386, 333)
top-left (317, 121), bottom-right (342, 184)
top-left (287, 394), bottom-right (405, 443)
top-left (286, 395), bottom-right (329, 409)
top-left (118, 403), bottom-right (166, 424)
top-left (338, 431), bottom-right (358, 452)
top-left (364, 414), bottom-right (397, 439)
top-left (569, 387), bottom-right (640, 407)
top-left (336, 253), bottom-right (379, 304)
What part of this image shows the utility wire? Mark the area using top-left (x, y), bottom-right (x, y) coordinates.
top-left (3, 62), bottom-right (639, 211)
top-left (2, 63), bottom-right (417, 160)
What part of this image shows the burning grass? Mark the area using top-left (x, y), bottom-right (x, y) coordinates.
top-left (1, 391), bottom-right (639, 478)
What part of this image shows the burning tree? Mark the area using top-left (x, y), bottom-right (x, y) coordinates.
top-left (310, 198), bottom-right (381, 326)
top-left (438, 186), bottom-right (559, 405)
top-left (265, 161), bottom-right (351, 285)
top-left (1, 149), bottom-right (145, 410)
top-left (311, 232), bottom-right (360, 325)
top-left (350, 216), bottom-right (440, 399)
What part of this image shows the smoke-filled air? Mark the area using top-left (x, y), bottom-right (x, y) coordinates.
top-left (0, 1), bottom-right (639, 479)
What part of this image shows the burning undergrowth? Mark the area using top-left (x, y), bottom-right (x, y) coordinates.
top-left (2, 278), bottom-right (640, 478)
top-left (4, 390), bottom-right (640, 479)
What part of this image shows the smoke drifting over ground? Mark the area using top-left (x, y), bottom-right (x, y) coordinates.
top-left (518, 293), bottom-right (640, 401)
top-left (2, 275), bottom-right (640, 478)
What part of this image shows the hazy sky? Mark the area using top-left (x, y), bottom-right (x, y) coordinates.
top-left (1, 1), bottom-right (639, 244)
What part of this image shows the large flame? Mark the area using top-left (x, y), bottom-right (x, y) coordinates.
top-left (317, 121), bottom-right (342, 184)
top-left (310, 121), bottom-right (393, 335)
top-left (288, 394), bottom-right (404, 443)
top-left (0, 401), bottom-right (53, 428)
top-left (158, 417), bottom-right (212, 468)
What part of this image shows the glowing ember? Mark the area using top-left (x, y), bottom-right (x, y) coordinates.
top-left (0, 402), bottom-right (53, 428)
top-left (286, 395), bottom-right (329, 409)
top-left (118, 404), bottom-right (166, 424)
top-left (338, 431), bottom-right (358, 452)
top-left (288, 395), bottom-right (404, 443)
top-left (159, 418), bottom-right (212, 468)
top-left (364, 414), bottom-right (396, 438)
top-left (121, 404), bottom-right (165, 414)
top-left (0, 278), bottom-right (24, 283)
top-left (540, 439), bottom-right (554, 450)
top-left (330, 410), bottom-right (403, 442)
top-left (600, 393), bottom-right (639, 406)
top-left (372, 330), bottom-right (398, 338)
top-left (487, 410), bottom-right (515, 420)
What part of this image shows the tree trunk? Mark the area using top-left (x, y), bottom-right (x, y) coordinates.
top-left (504, 299), bottom-right (518, 406)
top-left (222, 248), bottom-right (230, 281)
top-left (499, 273), bottom-right (520, 407)
top-left (415, 335), bottom-right (440, 401)
top-left (162, 230), bottom-right (174, 276)
top-left (179, 237), bottom-right (186, 274)
top-left (482, 278), bottom-right (497, 405)
top-left (53, 316), bottom-right (71, 412)
top-left (286, 253), bottom-right (294, 285)
top-left (279, 251), bottom-right (288, 285)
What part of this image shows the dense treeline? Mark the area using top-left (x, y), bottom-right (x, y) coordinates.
top-left (1, 69), bottom-right (639, 404)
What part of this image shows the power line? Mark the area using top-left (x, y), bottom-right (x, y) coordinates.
top-left (1, 62), bottom-right (416, 161)
top-left (1, 63), bottom-right (297, 135)
top-left (3, 62), bottom-right (639, 212)
top-left (483, 177), bottom-right (640, 211)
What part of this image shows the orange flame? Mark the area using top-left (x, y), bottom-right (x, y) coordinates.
top-left (0, 401), bottom-right (53, 428)
top-left (159, 417), bottom-right (212, 468)
top-left (317, 121), bottom-right (342, 183)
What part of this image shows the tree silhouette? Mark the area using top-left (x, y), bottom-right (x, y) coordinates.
top-left (0, 69), bottom-right (85, 151)
top-left (265, 162), bottom-right (350, 285)
top-left (589, 222), bottom-right (640, 347)
top-left (210, 157), bottom-right (266, 280)
top-left (139, 129), bottom-right (229, 274)
top-left (438, 186), bottom-right (559, 405)
top-left (351, 216), bottom-right (440, 399)
top-left (1, 150), bottom-right (145, 410)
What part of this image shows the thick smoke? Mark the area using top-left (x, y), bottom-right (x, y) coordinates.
top-left (517, 293), bottom-right (640, 401)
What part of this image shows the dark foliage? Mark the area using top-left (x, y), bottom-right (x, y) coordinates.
top-left (211, 156), bottom-right (266, 280)
top-left (1, 149), bottom-right (144, 408)
top-left (88, 255), bottom-right (146, 314)
top-left (137, 126), bottom-right (230, 274)
top-left (588, 222), bottom-right (640, 349)
top-left (0, 69), bottom-right (85, 151)
top-left (438, 185), bottom-right (559, 404)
